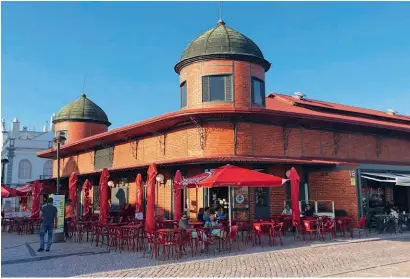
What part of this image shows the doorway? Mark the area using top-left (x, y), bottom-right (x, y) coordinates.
top-left (254, 187), bottom-right (270, 219)
top-left (209, 187), bottom-right (229, 212)
top-left (394, 186), bottom-right (410, 213)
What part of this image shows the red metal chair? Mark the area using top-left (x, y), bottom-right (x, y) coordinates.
top-left (321, 218), bottom-right (336, 240)
top-left (302, 220), bottom-right (320, 241)
top-left (270, 222), bottom-right (284, 246)
top-left (219, 225), bottom-right (239, 252)
top-left (357, 216), bottom-right (368, 238)
top-left (157, 230), bottom-right (183, 260)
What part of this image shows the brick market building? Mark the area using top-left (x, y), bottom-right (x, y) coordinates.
top-left (37, 20), bottom-right (410, 224)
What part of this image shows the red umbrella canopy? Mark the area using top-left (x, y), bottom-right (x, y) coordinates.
top-left (181, 164), bottom-right (287, 188)
top-left (135, 173), bottom-right (143, 213)
top-left (99, 168), bottom-right (110, 225)
top-left (1, 184), bottom-right (24, 198)
top-left (30, 181), bottom-right (43, 219)
top-left (145, 164), bottom-right (157, 233)
top-left (69, 172), bottom-right (78, 214)
top-left (290, 167), bottom-right (301, 227)
top-left (173, 170), bottom-right (183, 221)
top-left (82, 179), bottom-right (92, 217)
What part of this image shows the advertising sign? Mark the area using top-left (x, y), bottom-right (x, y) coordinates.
top-left (51, 195), bottom-right (65, 233)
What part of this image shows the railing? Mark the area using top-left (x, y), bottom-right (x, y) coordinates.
top-left (284, 199), bottom-right (335, 217)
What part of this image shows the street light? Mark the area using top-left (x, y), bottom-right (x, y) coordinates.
top-left (53, 135), bottom-right (66, 195)
top-left (1, 158), bottom-right (9, 184)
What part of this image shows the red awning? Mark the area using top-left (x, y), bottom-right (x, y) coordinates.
top-left (16, 184), bottom-right (56, 195)
top-left (1, 185), bottom-right (25, 198)
top-left (181, 164), bottom-right (287, 188)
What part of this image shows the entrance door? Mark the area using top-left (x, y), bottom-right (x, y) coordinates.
top-left (254, 187), bottom-right (270, 219)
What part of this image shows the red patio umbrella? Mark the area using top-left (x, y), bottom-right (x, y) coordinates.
top-left (145, 163), bottom-right (157, 233)
top-left (99, 168), bottom-right (110, 225)
top-left (69, 172), bottom-right (78, 216)
top-left (173, 170), bottom-right (183, 221)
top-left (1, 184), bottom-right (24, 198)
top-left (30, 181), bottom-right (43, 219)
top-left (82, 179), bottom-right (92, 217)
top-left (181, 164), bottom-right (287, 188)
top-left (290, 167), bottom-right (301, 227)
top-left (135, 174), bottom-right (143, 214)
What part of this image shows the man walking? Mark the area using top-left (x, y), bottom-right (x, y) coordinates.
top-left (38, 197), bottom-right (58, 252)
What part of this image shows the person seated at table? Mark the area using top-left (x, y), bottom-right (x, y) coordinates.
top-left (303, 204), bottom-right (314, 217)
top-left (281, 204), bottom-right (292, 216)
top-left (197, 208), bottom-right (205, 222)
top-left (384, 201), bottom-right (393, 215)
top-left (203, 207), bottom-right (211, 222)
top-left (204, 214), bottom-right (224, 237)
top-left (216, 208), bottom-right (226, 220)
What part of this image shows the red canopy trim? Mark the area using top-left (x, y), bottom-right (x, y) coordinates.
top-left (181, 164), bottom-right (287, 188)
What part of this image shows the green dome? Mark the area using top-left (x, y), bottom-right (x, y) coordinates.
top-left (54, 94), bottom-right (111, 126)
top-left (175, 20), bottom-right (271, 73)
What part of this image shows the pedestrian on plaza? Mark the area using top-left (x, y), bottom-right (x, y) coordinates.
top-left (38, 197), bottom-right (58, 252)
top-left (64, 198), bottom-right (73, 239)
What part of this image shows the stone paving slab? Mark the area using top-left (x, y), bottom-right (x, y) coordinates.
top-left (2, 231), bottom-right (410, 277)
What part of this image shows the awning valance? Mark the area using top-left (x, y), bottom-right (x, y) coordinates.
top-left (361, 172), bottom-right (410, 187)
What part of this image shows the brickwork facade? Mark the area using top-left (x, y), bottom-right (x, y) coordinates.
top-left (55, 121), bottom-right (108, 144)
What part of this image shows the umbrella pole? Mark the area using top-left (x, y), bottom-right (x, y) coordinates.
top-left (228, 186), bottom-right (232, 228)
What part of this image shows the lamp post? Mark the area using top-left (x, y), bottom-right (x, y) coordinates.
top-left (52, 134), bottom-right (66, 243)
top-left (53, 135), bottom-right (66, 195)
top-left (1, 158), bottom-right (9, 184)
top-left (155, 174), bottom-right (164, 216)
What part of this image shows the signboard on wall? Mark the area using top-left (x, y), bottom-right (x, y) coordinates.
top-left (51, 195), bottom-right (65, 233)
top-left (350, 171), bottom-right (356, 186)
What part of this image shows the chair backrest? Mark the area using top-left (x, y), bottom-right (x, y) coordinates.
top-left (230, 225), bottom-right (239, 239)
top-left (359, 216), bottom-right (367, 227)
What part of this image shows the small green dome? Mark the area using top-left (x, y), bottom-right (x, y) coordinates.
top-left (54, 94), bottom-right (111, 126)
top-left (175, 20), bottom-right (271, 73)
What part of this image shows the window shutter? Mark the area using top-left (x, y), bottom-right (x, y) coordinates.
top-left (261, 81), bottom-right (265, 106)
top-left (225, 75), bottom-right (233, 102)
top-left (202, 76), bottom-right (210, 102)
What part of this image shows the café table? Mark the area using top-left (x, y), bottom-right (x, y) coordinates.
top-left (188, 221), bottom-right (204, 228)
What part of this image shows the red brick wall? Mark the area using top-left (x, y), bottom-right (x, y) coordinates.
top-left (309, 170), bottom-right (359, 224)
top-left (54, 122), bottom-right (410, 178)
top-left (55, 121), bottom-right (108, 144)
top-left (179, 60), bottom-right (265, 110)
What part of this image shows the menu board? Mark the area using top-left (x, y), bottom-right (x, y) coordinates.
top-left (51, 195), bottom-right (65, 233)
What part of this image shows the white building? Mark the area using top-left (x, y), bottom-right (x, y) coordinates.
top-left (1, 116), bottom-right (55, 187)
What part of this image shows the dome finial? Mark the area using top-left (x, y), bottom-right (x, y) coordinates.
top-left (82, 93), bottom-right (86, 98)
top-left (217, 1), bottom-right (225, 26)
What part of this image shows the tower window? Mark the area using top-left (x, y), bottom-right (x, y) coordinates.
top-left (251, 77), bottom-right (265, 106)
top-left (202, 75), bottom-right (233, 102)
top-left (180, 81), bottom-right (187, 108)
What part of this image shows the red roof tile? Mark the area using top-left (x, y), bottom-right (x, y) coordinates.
top-left (266, 93), bottom-right (410, 131)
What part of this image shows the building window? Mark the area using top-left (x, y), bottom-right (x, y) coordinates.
top-left (251, 77), bottom-right (265, 106)
top-left (202, 75), bottom-right (233, 102)
top-left (43, 160), bottom-right (53, 177)
top-left (180, 81), bottom-right (187, 108)
top-left (18, 159), bottom-right (32, 179)
top-left (94, 147), bottom-right (114, 170)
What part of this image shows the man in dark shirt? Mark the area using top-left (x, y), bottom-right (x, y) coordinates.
top-left (303, 204), bottom-right (314, 217)
top-left (38, 197), bottom-right (58, 252)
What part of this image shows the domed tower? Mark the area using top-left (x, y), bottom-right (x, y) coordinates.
top-left (53, 94), bottom-right (110, 144)
top-left (175, 19), bottom-right (271, 110)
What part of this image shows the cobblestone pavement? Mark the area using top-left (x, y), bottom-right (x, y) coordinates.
top-left (2, 232), bottom-right (410, 277)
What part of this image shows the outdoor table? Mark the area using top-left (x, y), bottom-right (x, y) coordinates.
top-left (374, 215), bottom-right (395, 234)
top-left (157, 220), bottom-right (176, 229)
top-left (189, 221), bottom-right (203, 228)
top-left (121, 224), bottom-right (143, 229)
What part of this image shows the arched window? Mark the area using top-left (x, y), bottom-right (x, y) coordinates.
top-left (43, 160), bottom-right (53, 177)
top-left (18, 159), bottom-right (32, 179)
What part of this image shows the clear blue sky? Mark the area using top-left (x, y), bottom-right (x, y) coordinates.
top-left (2, 1), bottom-right (410, 130)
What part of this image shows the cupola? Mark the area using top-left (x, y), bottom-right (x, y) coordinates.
top-left (176, 20), bottom-right (271, 110)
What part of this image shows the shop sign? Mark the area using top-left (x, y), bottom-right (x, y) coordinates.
top-left (235, 194), bottom-right (245, 204)
top-left (51, 195), bottom-right (65, 233)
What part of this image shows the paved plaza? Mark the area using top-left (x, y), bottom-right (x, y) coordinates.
top-left (2, 231), bottom-right (410, 277)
